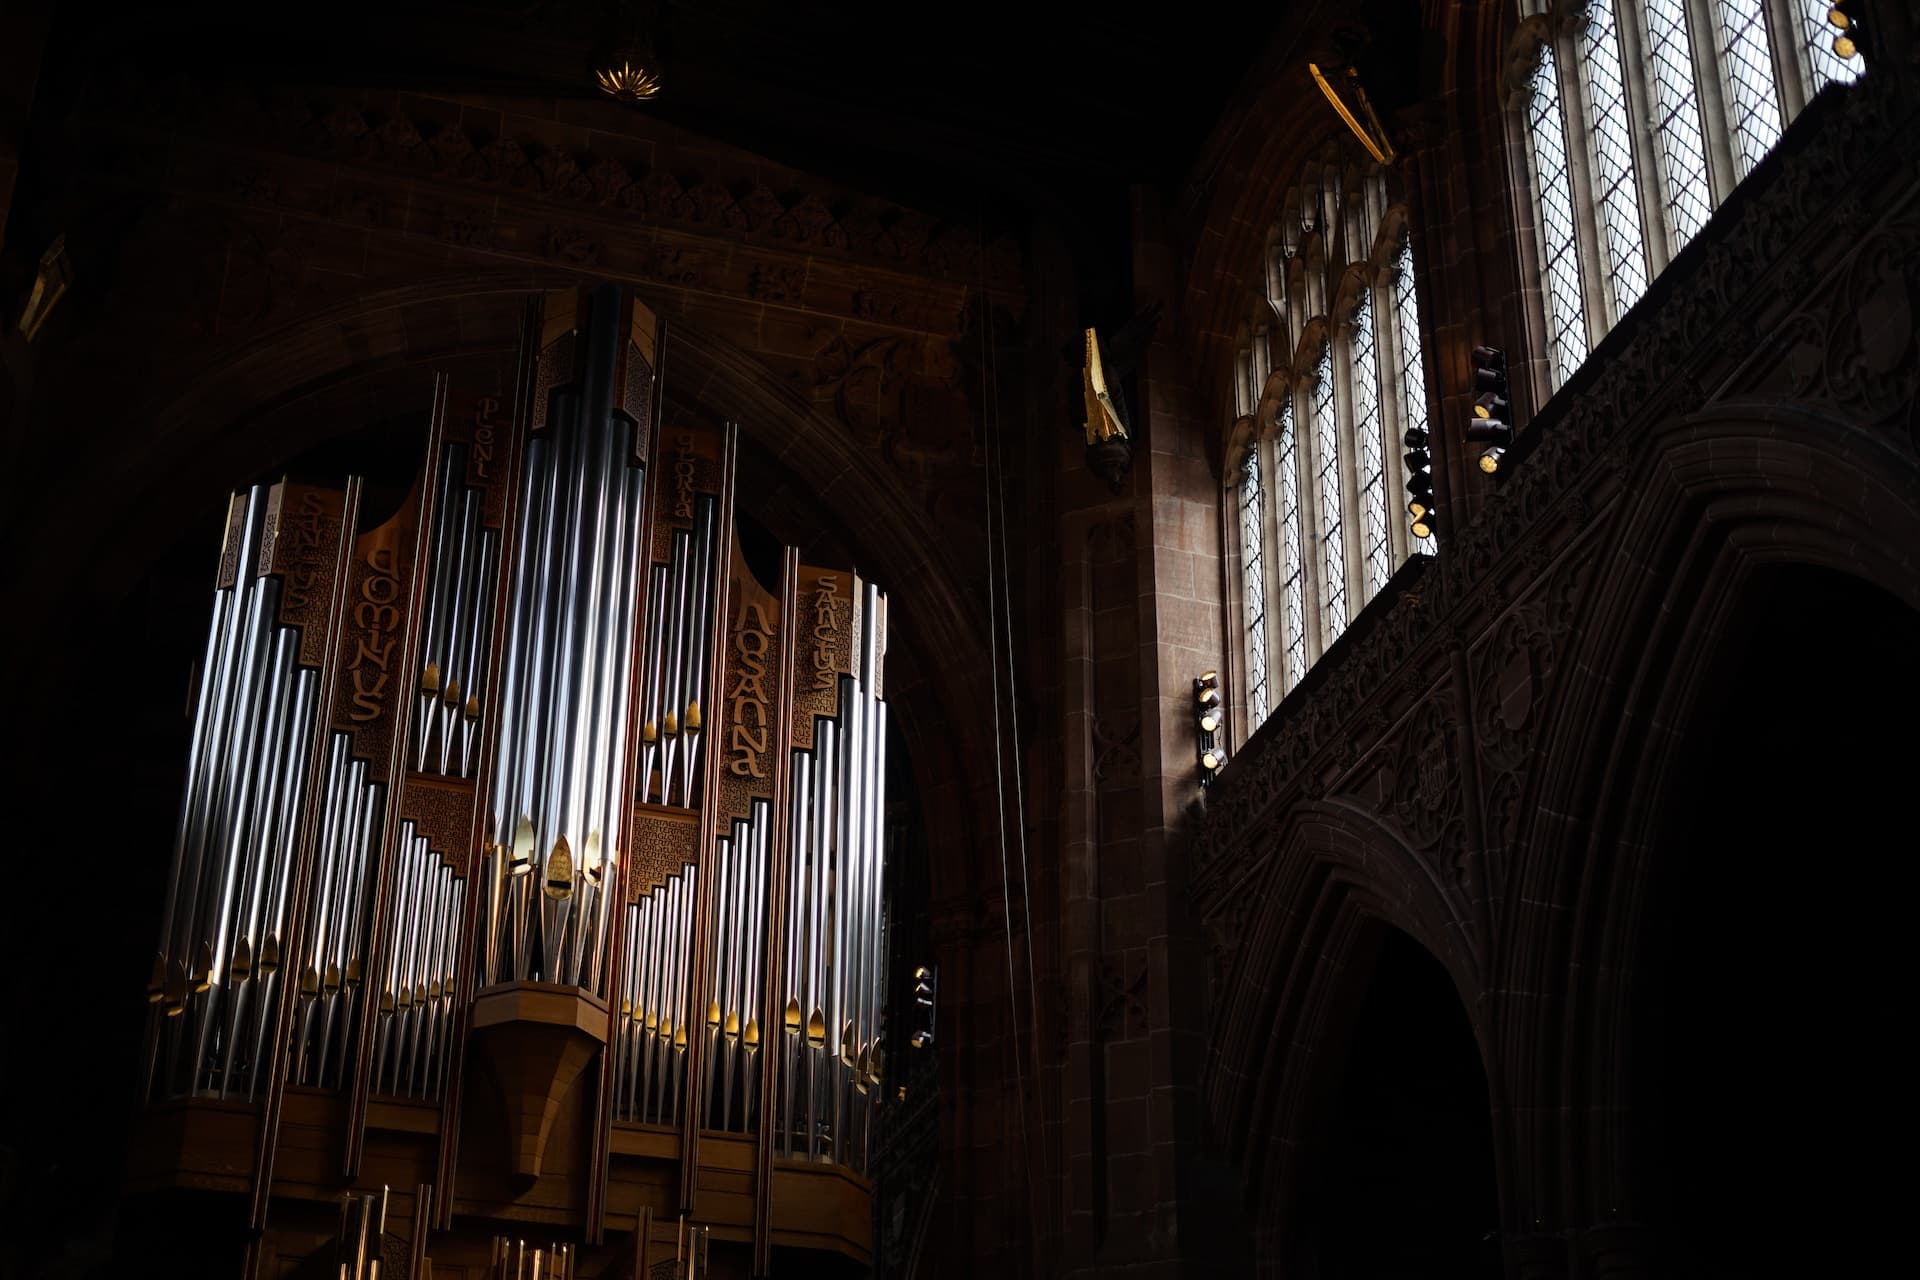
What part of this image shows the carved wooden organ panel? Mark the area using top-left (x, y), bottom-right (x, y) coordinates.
top-left (134, 284), bottom-right (897, 1278)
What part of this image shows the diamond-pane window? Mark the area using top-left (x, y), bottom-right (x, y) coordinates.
top-left (1349, 289), bottom-right (1391, 600)
top-left (1238, 450), bottom-right (1270, 727)
top-left (1389, 234), bottom-right (1434, 554)
top-left (1577, 0), bottom-right (1652, 319)
top-left (1642, 0), bottom-right (1715, 251)
top-left (1274, 399), bottom-right (1307, 691)
top-left (1310, 347), bottom-right (1347, 643)
top-left (1801, 0), bottom-right (1863, 90)
top-left (1524, 41), bottom-right (1590, 388)
top-left (1716, 0), bottom-right (1786, 177)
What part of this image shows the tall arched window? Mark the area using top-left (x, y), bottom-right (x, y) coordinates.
top-left (1513, 0), bottom-right (1861, 391)
top-left (1225, 157), bottom-right (1435, 734)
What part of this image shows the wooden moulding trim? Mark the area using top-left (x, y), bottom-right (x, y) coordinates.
top-left (469, 980), bottom-right (611, 1039)
top-left (469, 981), bottom-right (611, 1180)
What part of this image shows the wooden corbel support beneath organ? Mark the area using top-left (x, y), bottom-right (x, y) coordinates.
top-left (469, 981), bottom-right (609, 1181)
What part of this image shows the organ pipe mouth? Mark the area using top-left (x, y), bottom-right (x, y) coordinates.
top-left (257, 934), bottom-right (279, 975)
top-left (783, 997), bottom-right (802, 1035)
top-left (743, 1019), bottom-right (760, 1051)
top-left (806, 1009), bottom-right (826, 1047)
top-left (146, 953), bottom-right (167, 1003)
top-left (544, 836), bottom-right (573, 900)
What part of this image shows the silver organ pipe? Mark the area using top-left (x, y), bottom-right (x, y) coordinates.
top-left (141, 286), bottom-right (905, 1268)
top-left (482, 288), bottom-right (653, 994)
top-left (146, 481), bottom-right (350, 1102)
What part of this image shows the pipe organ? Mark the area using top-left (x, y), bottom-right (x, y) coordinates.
top-left (133, 284), bottom-right (902, 1278)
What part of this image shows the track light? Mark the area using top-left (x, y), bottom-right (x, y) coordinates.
top-left (1402, 425), bottom-right (1436, 541)
top-left (1829, 0), bottom-right (1865, 60)
top-left (910, 965), bottom-right (937, 1049)
top-left (1468, 346), bottom-right (1515, 468)
top-left (1195, 672), bottom-right (1225, 784)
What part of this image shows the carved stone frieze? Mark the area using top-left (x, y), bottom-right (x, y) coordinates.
top-left (75, 74), bottom-right (1026, 295)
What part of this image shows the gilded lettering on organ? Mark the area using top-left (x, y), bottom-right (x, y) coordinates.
top-left (472, 395), bottom-right (500, 480)
top-left (283, 491), bottom-right (328, 611)
top-left (349, 546), bottom-right (400, 721)
top-left (728, 599), bottom-right (774, 778)
top-left (811, 575), bottom-right (839, 691)
top-left (673, 432), bottom-right (697, 519)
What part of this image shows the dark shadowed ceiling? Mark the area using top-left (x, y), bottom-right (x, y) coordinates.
top-left (43, 0), bottom-right (1287, 232)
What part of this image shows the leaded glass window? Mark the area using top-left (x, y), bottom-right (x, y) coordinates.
top-left (1716, 0), bottom-right (1786, 177)
top-left (1524, 39), bottom-right (1591, 388)
top-left (1350, 289), bottom-right (1392, 599)
top-left (1274, 400), bottom-right (1308, 690)
top-left (1577, 0), bottom-right (1651, 319)
top-left (1228, 163), bottom-right (1435, 728)
top-left (1310, 346), bottom-right (1347, 643)
top-left (1642, 0), bottom-right (1715, 251)
top-left (1238, 449), bottom-right (1270, 727)
top-left (1516, 0), bottom-right (1850, 393)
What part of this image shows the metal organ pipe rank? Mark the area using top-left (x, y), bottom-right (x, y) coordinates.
top-left (136, 283), bottom-right (901, 1275)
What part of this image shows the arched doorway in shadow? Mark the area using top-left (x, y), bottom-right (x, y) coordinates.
top-left (1635, 565), bottom-right (1917, 1276)
top-left (1293, 927), bottom-right (1501, 1278)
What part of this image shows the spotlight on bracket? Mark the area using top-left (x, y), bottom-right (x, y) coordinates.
top-left (1467, 346), bottom-right (1513, 475)
top-left (1403, 425), bottom-right (1436, 541)
top-left (1195, 671), bottom-right (1225, 784)
top-left (1829, 0), bottom-right (1865, 61)
top-left (910, 965), bottom-right (938, 1049)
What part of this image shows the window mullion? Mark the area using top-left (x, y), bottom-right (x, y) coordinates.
top-left (1309, 345), bottom-right (1347, 649)
top-left (1614, 0), bottom-right (1680, 275)
top-left (1573, 0), bottom-right (1653, 322)
top-left (1762, 0), bottom-right (1810, 115)
top-left (1257, 415), bottom-right (1286, 705)
top-left (1521, 34), bottom-right (1594, 388)
top-left (1292, 379), bottom-right (1326, 669)
top-left (1714, 0), bottom-right (1788, 179)
top-left (1545, 28), bottom-right (1615, 350)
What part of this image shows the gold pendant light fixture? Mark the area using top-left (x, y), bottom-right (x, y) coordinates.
top-left (596, 0), bottom-right (664, 102)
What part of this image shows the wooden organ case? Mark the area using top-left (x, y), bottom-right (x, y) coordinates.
top-left (131, 284), bottom-right (901, 1278)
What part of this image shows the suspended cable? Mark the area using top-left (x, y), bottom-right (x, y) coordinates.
top-left (982, 245), bottom-right (1051, 1227)
top-left (977, 223), bottom-right (1039, 1269)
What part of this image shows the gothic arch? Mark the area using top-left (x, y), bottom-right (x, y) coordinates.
top-left (1504, 402), bottom-right (1920, 1242)
top-left (1206, 802), bottom-right (1492, 1221)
